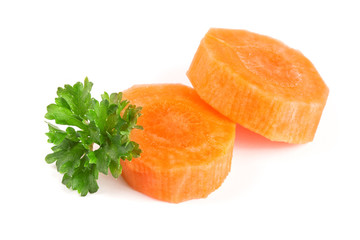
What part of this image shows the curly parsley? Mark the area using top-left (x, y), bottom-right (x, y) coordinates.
top-left (45, 77), bottom-right (142, 196)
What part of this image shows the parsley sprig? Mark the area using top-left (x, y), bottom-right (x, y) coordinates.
top-left (45, 77), bottom-right (142, 196)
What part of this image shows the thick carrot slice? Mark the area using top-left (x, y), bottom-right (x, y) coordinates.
top-left (187, 28), bottom-right (329, 144)
top-left (121, 84), bottom-right (236, 203)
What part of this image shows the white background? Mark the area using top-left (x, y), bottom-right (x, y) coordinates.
top-left (1, 0), bottom-right (359, 239)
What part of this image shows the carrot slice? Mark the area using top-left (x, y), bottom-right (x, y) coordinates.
top-left (121, 84), bottom-right (236, 203)
top-left (187, 28), bottom-right (329, 143)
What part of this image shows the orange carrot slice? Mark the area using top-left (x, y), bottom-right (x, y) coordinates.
top-left (121, 84), bottom-right (236, 203)
top-left (187, 28), bottom-right (329, 144)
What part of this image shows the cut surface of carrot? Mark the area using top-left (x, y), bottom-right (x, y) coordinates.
top-left (121, 84), bottom-right (236, 203)
top-left (187, 28), bottom-right (329, 144)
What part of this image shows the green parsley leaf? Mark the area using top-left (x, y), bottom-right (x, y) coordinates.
top-left (45, 77), bottom-right (142, 196)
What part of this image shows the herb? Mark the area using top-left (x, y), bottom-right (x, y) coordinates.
top-left (45, 77), bottom-right (142, 196)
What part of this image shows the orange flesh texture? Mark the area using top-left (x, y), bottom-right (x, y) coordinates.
top-left (187, 28), bottom-right (329, 144)
top-left (121, 84), bottom-right (236, 203)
